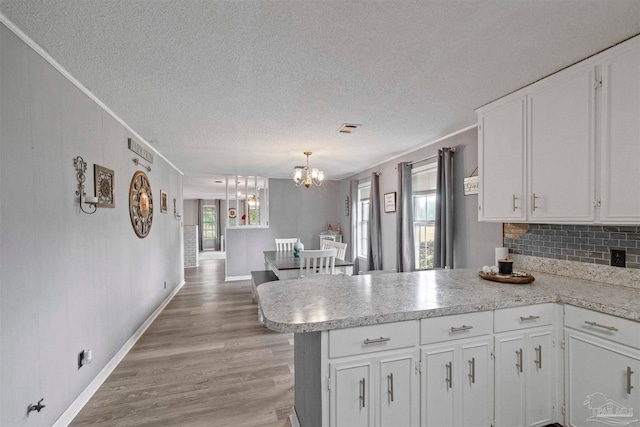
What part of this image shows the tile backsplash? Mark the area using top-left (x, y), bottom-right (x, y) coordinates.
top-left (504, 224), bottom-right (640, 269)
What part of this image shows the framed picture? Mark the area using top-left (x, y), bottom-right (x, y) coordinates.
top-left (94, 164), bottom-right (115, 208)
top-left (160, 190), bottom-right (168, 213)
top-left (229, 207), bottom-right (237, 218)
top-left (384, 192), bottom-right (396, 213)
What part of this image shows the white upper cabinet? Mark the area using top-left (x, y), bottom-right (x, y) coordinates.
top-left (477, 35), bottom-right (640, 224)
top-left (527, 66), bottom-right (595, 222)
top-left (478, 96), bottom-right (527, 221)
top-left (598, 40), bottom-right (640, 223)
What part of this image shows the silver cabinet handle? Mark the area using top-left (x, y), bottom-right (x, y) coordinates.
top-left (445, 361), bottom-right (453, 389)
top-left (512, 194), bottom-right (519, 211)
top-left (450, 325), bottom-right (473, 333)
top-left (468, 357), bottom-right (476, 384)
top-left (584, 321), bottom-right (619, 332)
top-left (516, 348), bottom-right (523, 373)
top-left (388, 373), bottom-right (394, 402)
top-left (520, 315), bottom-right (540, 322)
top-left (532, 193), bottom-right (540, 212)
top-left (364, 336), bottom-right (391, 345)
top-left (627, 367), bottom-right (634, 395)
top-left (534, 345), bottom-right (542, 369)
top-left (360, 378), bottom-right (366, 408)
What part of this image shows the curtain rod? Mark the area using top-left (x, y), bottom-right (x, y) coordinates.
top-left (408, 146), bottom-right (456, 166)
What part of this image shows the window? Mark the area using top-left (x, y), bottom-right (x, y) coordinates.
top-left (202, 205), bottom-right (217, 239)
top-left (412, 165), bottom-right (437, 269)
top-left (357, 182), bottom-right (371, 258)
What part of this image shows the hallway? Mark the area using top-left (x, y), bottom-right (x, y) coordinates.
top-left (71, 260), bottom-right (294, 427)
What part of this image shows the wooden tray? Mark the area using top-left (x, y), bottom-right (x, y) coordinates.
top-left (478, 271), bottom-right (535, 284)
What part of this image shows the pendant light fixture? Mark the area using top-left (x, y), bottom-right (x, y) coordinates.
top-left (293, 152), bottom-right (324, 188)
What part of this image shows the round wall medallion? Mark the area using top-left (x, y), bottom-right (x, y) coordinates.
top-left (129, 171), bottom-right (153, 238)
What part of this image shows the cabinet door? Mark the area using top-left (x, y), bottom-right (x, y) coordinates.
top-left (460, 340), bottom-right (494, 427)
top-left (528, 67), bottom-right (595, 222)
top-left (494, 333), bottom-right (526, 427)
top-left (599, 41), bottom-right (640, 223)
top-left (526, 328), bottom-right (555, 427)
top-left (478, 97), bottom-right (527, 221)
top-left (378, 352), bottom-right (419, 427)
top-left (331, 361), bottom-right (372, 427)
top-left (565, 330), bottom-right (640, 427)
top-left (422, 346), bottom-right (456, 427)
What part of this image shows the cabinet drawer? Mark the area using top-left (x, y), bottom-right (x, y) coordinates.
top-left (420, 311), bottom-right (493, 345)
top-left (564, 305), bottom-right (640, 349)
top-left (494, 303), bottom-right (556, 333)
top-left (328, 320), bottom-right (418, 358)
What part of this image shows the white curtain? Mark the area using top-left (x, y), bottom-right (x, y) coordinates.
top-left (396, 162), bottom-right (415, 272)
top-left (434, 148), bottom-right (455, 268)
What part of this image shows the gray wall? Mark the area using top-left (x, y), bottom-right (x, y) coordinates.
top-left (339, 127), bottom-right (503, 271)
top-left (183, 199), bottom-right (199, 226)
top-left (225, 179), bottom-right (341, 277)
top-left (1, 23), bottom-right (184, 426)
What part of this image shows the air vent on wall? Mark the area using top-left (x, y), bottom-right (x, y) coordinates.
top-left (338, 123), bottom-right (361, 134)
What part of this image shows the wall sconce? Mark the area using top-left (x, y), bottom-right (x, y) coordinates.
top-left (132, 157), bottom-right (151, 172)
top-left (73, 156), bottom-right (98, 214)
top-left (173, 198), bottom-right (182, 221)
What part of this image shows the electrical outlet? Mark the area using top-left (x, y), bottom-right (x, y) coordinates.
top-left (611, 249), bottom-right (626, 268)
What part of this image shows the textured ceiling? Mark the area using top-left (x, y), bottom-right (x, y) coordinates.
top-left (1, 0), bottom-right (639, 199)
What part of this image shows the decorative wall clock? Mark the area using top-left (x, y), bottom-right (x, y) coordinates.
top-left (129, 171), bottom-right (153, 238)
top-left (94, 164), bottom-right (115, 208)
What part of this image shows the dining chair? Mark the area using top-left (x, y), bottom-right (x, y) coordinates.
top-left (299, 249), bottom-right (337, 276)
top-left (320, 234), bottom-right (338, 243)
top-left (321, 240), bottom-right (348, 261)
top-left (275, 238), bottom-right (298, 251)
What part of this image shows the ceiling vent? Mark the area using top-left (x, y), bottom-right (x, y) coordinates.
top-left (338, 123), bottom-right (361, 134)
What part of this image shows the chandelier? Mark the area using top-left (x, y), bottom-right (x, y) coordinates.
top-left (293, 152), bottom-right (324, 188)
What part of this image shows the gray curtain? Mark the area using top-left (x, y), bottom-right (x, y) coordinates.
top-left (215, 199), bottom-right (221, 251)
top-left (367, 173), bottom-right (382, 270)
top-left (434, 148), bottom-right (455, 268)
top-left (349, 181), bottom-right (360, 273)
top-left (396, 162), bottom-right (415, 272)
top-left (197, 199), bottom-right (204, 252)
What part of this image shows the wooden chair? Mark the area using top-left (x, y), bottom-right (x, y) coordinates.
top-left (275, 238), bottom-right (298, 251)
top-left (321, 240), bottom-right (348, 261)
top-left (299, 249), bottom-right (337, 277)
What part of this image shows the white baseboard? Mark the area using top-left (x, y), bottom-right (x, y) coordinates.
top-left (225, 274), bottom-right (251, 282)
top-left (289, 408), bottom-right (301, 427)
top-left (53, 279), bottom-right (186, 426)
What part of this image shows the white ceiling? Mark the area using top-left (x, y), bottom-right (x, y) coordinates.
top-left (1, 0), bottom-right (639, 199)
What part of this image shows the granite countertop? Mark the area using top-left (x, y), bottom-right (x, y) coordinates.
top-left (257, 268), bottom-right (640, 333)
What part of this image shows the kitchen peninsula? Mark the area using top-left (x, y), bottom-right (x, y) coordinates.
top-left (257, 269), bottom-right (640, 427)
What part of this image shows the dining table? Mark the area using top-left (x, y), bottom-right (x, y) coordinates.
top-left (263, 250), bottom-right (354, 279)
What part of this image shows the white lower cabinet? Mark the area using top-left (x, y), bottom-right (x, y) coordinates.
top-left (494, 326), bottom-right (557, 427)
top-left (330, 360), bottom-right (372, 427)
top-left (378, 353), bottom-right (420, 427)
top-left (565, 330), bottom-right (640, 427)
top-left (421, 338), bottom-right (493, 427)
top-left (329, 350), bottom-right (420, 427)
top-left (564, 305), bottom-right (640, 427)
top-left (295, 303), bottom-right (640, 427)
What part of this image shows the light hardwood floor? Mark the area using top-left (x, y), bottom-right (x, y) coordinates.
top-left (71, 259), bottom-right (294, 427)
